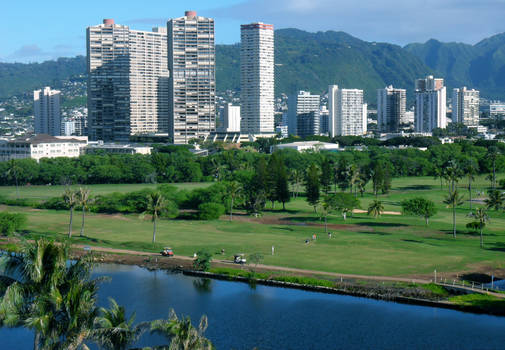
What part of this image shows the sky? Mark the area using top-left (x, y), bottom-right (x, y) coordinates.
top-left (1, 0), bottom-right (504, 63)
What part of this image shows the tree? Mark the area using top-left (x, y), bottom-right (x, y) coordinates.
top-left (5, 160), bottom-right (22, 199)
top-left (289, 169), bottom-right (304, 198)
top-left (93, 298), bottom-right (145, 350)
top-left (63, 188), bottom-right (78, 238)
top-left (320, 158), bottom-right (332, 194)
top-left (275, 162), bottom-right (291, 211)
top-left (349, 164), bottom-right (360, 197)
top-left (198, 203), bottom-right (225, 220)
top-left (443, 190), bottom-right (465, 238)
top-left (193, 250), bottom-right (212, 272)
top-left (226, 181), bottom-right (242, 221)
top-left (0, 240), bottom-right (102, 350)
top-left (150, 309), bottom-right (213, 350)
top-left (485, 189), bottom-right (505, 211)
top-left (464, 159), bottom-right (479, 212)
top-left (401, 197), bottom-right (438, 225)
top-left (444, 160), bottom-right (463, 192)
top-left (143, 192), bottom-right (166, 245)
top-left (0, 212), bottom-right (26, 236)
top-left (487, 146), bottom-right (499, 189)
top-left (77, 187), bottom-right (92, 237)
top-left (367, 200), bottom-right (384, 219)
top-left (305, 164), bottom-right (320, 212)
top-left (248, 252), bottom-right (264, 273)
top-left (327, 192), bottom-right (360, 220)
top-left (467, 208), bottom-right (490, 249)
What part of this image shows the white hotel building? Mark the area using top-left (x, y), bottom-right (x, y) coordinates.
top-left (168, 11), bottom-right (216, 144)
top-left (87, 19), bottom-right (169, 142)
top-left (415, 76), bottom-right (447, 132)
top-left (328, 85), bottom-right (367, 137)
top-left (452, 87), bottom-right (479, 126)
top-left (240, 22), bottom-right (275, 136)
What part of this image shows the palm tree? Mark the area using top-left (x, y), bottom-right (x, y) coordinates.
top-left (443, 190), bottom-right (465, 238)
top-left (468, 208), bottom-right (490, 249)
top-left (349, 165), bottom-right (360, 197)
top-left (0, 240), bottom-right (68, 350)
top-left (487, 146), bottom-right (498, 189)
top-left (150, 309), bottom-right (213, 350)
top-left (143, 192), bottom-right (166, 245)
top-left (93, 298), bottom-right (145, 350)
top-left (289, 169), bottom-right (304, 198)
top-left (226, 181), bottom-right (242, 221)
top-left (63, 188), bottom-right (78, 238)
top-left (6, 159), bottom-right (22, 199)
top-left (77, 187), bottom-right (92, 237)
top-left (464, 159), bottom-right (478, 212)
top-left (444, 160), bottom-right (463, 192)
top-left (485, 190), bottom-right (505, 211)
top-left (367, 200), bottom-right (384, 219)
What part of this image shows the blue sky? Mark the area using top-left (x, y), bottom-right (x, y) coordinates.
top-left (1, 0), bottom-right (504, 63)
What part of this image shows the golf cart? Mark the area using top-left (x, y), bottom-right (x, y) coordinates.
top-left (161, 247), bottom-right (174, 257)
top-left (234, 254), bottom-right (246, 264)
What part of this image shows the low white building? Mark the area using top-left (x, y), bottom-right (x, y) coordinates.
top-left (0, 134), bottom-right (88, 161)
top-left (85, 141), bottom-right (152, 155)
top-left (272, 141), bottom-right (340, 153)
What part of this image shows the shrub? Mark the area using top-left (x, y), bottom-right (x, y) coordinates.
top-left (198, 202), bottom-right (225, 220)
top-left (0, 212), bottom-right (27, 236)
top-left (499, 178), bottom-right (505, 189)
top-left (193, 250), bottom-right (212, 271)
top-left (41, 196), bottom-right (68, 210)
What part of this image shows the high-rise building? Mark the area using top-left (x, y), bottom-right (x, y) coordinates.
top-left (87, 19), bottom-right (169, 142)
top-left (168, 11), bottom-right (216, 144)
top-left (377, 86), bottom-right (406, 133)
top-left (240, 22), bottom-right (274, 135)
top-left (288, 91), bottom-right (320, 136)
top-left (452, 87), bottom-right (479, 126)
top-left (220, 104), bottom-right (241, 132)
top-left (328, 85), bottom-right (367, 136)
top-left (296, 112), bottom-right (320, 138)
top-left (34, 87), bottom-right (61, 136)
top-left (415, 76), bottom-right (447, 132)
top-left (319, 106), bottom-right (329, 135)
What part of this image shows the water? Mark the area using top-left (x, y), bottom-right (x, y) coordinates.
top-left (2, 264), bottom-right (505, 349)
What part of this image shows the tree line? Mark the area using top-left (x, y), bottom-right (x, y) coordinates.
top-left (1, 140), bottom-right (504, 189)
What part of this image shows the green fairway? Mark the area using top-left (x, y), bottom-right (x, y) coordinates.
top-left (0, 182), bottom-right (211, 201)
top-left (3, 175), bottom-right (505, 278)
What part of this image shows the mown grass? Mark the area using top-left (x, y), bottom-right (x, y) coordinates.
top-left (449, 294), bottom-right (505, 314)
top-left (1, 175), bottom-right (505, 277)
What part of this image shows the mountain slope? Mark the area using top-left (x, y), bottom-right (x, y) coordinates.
top-left (217, 29), bottom-right (432, 102)
top-left (0, 56), bottom-right (86, 99)
top-left (405, 33), bottom-right (505, 99)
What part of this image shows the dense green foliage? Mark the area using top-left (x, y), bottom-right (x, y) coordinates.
top-left (0, 212), bottom-right (26, 235)
top-left (198, 203), bottom-right (225, 221)
top-left (0, 57), bottom-right (86, 99)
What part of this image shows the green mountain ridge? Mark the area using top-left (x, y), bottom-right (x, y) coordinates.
top-left (1, 29), bottom-right (505, 103)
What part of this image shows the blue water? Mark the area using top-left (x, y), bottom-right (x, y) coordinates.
top-left (2, 264), bottom-right (505, 349)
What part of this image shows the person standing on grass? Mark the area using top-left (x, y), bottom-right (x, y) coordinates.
top-left (272, 246), bottom-right (275, 255)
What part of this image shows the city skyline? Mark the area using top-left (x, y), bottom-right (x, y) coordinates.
top-left (2, 0), bottom-right (505, 63)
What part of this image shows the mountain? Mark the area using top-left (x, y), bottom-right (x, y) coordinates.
top-left (0, 56), bottom-right (86, 100)
top-left (217, 29), bottom-right (432, 102)
top-left (405, 33), bottom-right (505, 99)
top-left (2, 29), bottom-right (505, 103)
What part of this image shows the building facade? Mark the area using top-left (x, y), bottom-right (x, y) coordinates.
top-left (288, 91), bottom-right (320, 136)
top-left (0, 135), bottom-right (87, 161)
top-left (328, 85), bottom-right (367, 136)
top-left (87, 19), bottom-right (168, 142)
top-left (490, 103), bottom-right (505, 116)
top-left (452, 87), bottom-right (479, 126)
top-left (415, 76), bottom-right (447, 132)
top-left (220, 104), bottom-right (241, 132)
top-left (167, 11), bottom-right (216, 144)
top-left (34, 87), bottom-right (61, 136)
top-left (377, 86), bottom-right (406, 133)
top-left (240, 22), bottom-right (275, 135)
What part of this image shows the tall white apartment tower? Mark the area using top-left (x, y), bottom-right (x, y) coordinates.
top-left (87, 19), bottom-right (169, 142)
top-left (240, 22), bottom-right (275, 135)
top-left (34, 87), bottom-right (61, 136)
top-left (328, 85), bottom-right (367, 136)
top-left (452, 87), bottom-right (479, 126)
top-left (377, 86), bottom-right (406, 133)
top-left (167, 11), bottom-right (216, 144)
top-left (415, 76), bottom-right (447, 132)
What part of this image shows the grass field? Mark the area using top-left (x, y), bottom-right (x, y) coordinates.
top-left (2, 175), bottom-right (505, 278)
top-left (0, 182), bottom-right (211, 200)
